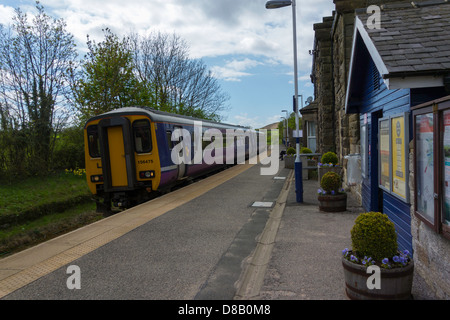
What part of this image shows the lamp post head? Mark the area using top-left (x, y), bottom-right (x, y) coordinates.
top-left (265, 0), bottom-right (292, 9)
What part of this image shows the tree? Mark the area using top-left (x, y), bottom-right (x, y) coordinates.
top-left (73, 28), bottom-right (149, 123)
top-left (130, 32), bottom-right (229, 121)
top-left (0, 2), bottom-right (78, 175)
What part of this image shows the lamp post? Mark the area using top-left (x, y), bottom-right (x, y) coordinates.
top-left (266, 0), bottom-right (303, 202)
top-left (281, 109), bottom-right (289, 147)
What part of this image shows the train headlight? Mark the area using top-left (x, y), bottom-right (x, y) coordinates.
top-left (139, 171), bottom-right (155, 179)
top-left (90, 175), bottom-right (103, 183)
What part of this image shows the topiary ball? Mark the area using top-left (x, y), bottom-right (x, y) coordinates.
top-left (286, 147), bottom-right (296, 155)
top-left (351, 212), bottom-right (398, 262)
top-left (300, 147), bottom-right (312, 154)
top-left (321, 151), bottom-right (338, 165)
top-left (320, 171), bottom-right (341, 193)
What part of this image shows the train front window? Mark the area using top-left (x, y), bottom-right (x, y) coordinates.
top-left (87, 125), bottom-right (101, 158)
top-left (133, 120), bottom-right (152, 153)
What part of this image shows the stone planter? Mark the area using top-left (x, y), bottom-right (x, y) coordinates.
top-left (342, 256), bottom-right (414, 300)
top-left (318, 193), bottom-right (347, 212)
top-left (300, 157), bottom-right (317, 180)
top-left (318, 165), bottom-right (342, 183)
top-left (284, 155), bottom-right (295, 169)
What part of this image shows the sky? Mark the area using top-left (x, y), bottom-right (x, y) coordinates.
top-left (0, 0), bottom-right (336, 129)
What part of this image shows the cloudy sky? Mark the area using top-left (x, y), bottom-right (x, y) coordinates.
top-left (0, 0), bottom-right (336, 128)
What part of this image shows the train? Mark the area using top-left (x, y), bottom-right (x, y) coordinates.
top-left (84, 106), bottom-right (266, 212)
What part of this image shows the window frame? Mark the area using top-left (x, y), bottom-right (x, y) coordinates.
top-left (87, 125), bottom-right (101, 158)
top-left (412, 99), bottom-right (450, 240)
top-left (132, 119), bottom-right (153, 154)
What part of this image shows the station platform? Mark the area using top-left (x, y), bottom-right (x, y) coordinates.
top-left (0, 158), bottom-right (435, 300)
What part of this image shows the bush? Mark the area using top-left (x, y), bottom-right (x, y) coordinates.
top-left (300, 147), bottom-right (312, 154)
top-left (321, 151), bottom-right (338, 165)
top-left (286, 147), bottom-right (296, 155)
top-left (351, 212), bottom-right (398, 262)
top-left (320, 171), bottom-right (341, 193)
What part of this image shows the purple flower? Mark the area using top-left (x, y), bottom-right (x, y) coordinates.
top-left (382, 258), bottom-right (389, 265)
top-left (331, 190), bottom-right (335, 195)
top-left (393, 256), bottom-right (400, 263)
top-left (403, 250), bottom-right (410, 256)
top-left (350, 255), bottom-right (358, 262)
top-left (342, 248), bottom-right (349, 256)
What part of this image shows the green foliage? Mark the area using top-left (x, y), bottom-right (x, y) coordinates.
top-left (74, 28), bottom-right (149, 123)
top-left (52, 126), bottom-right (85, 170)
top-left (351, 212), bottom-right (398, 262)
top-left (286, 147), bottom-right (296, 155)
top-left (301, 147), bottom-right (312, 154)
top-left (320, 171), bottom-right (341, 193)
top-left (321, 151), bottom-right (338, 165)
top-left (0, 2), bottom-right (78, 176)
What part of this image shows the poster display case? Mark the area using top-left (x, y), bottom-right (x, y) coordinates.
top-left (412, 97), bottom-right (450, 239)
top-left (378, 113), bottom-right (409, 202)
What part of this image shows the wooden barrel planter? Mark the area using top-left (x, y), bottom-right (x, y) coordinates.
top-left (342, 257), bottom-right (414, 300)
top-left (318, 193), bottom-right (347, 212)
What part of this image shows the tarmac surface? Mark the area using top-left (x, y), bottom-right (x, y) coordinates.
top-left (0, 157), bottom-right (437, 300)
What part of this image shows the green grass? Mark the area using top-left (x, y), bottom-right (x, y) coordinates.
top-left (0, 170), bottom-right (101, 257)
top-left (0, 170), bottom-right (90, 216)
top-left (0, 201), bottom-right (101, 256)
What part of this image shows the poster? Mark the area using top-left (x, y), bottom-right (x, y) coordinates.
top-left (416, 113), bottom-right (434, 223)
top-left (379, 119), bottom-right (390, 190)
top-left (444, 110), bottom-right (450, 225)
top-left (361, 124), bottom-right (367, 178)
top-left (391, 115), bottom-right (407, 200)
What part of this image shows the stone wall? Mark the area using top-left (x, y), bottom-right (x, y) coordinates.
top-left (409, 143), bottom-right (450, 299)
top-left (313, 16), bottom-right (334, 154)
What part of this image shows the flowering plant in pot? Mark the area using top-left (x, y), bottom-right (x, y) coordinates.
top-left (318, 151), bottom-right (341, 182)
top-left (317, 171), bottom-right (346, 212)
top-left (342, 211), bottom-right (414, 300)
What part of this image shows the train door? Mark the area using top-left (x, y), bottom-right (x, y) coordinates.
top-left (98, 117), bottom-right (136, 192)
top-left (107, 126), bottom-right (128, 187)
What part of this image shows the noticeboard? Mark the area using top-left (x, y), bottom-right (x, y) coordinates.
top-left (391, 115), bottom-right (408, 201)
top-left (379, 119), bottom-right (390, 191)
top-left (378, 113), bottom-right (409, 203)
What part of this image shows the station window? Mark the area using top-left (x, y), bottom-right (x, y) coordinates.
top-left (412, 98), bottom-right (450, 240)
top-left (133, 120), bottom-right (152, 154)
top-left (87, 125), bottom-right (101, 158)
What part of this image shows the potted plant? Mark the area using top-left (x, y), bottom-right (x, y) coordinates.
top-left (318, 151), bottom-right (342, 183)
top-left (284, 147), bottom-right (296, 169)
top-left (342, 211), bottom-right (414, 300)
top-left (317, 171), bottom-right (347, 212)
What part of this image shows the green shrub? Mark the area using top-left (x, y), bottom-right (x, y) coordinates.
top-left (351, 212), bottom-right (398, 261)
top-left (300, 147), bottom-right (312, 154)
top-left (321, 151), bottom-right (338, 165)
top-left (286, 147), bottom-right (296, 155)
top-left (320, 171), bottom-right (341, 193)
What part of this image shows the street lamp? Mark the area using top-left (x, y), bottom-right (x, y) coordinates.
top-left (281, 109), bottom-right (289, 147)
top-left (266, 0), bottom-right (303, 202)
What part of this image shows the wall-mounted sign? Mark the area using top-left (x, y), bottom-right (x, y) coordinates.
top-left (379, 119), bottom-right (390, 190)
top-left (378, 113), bottom-right (409, 203)
top-left (391, 115), bottom-right (408, 200)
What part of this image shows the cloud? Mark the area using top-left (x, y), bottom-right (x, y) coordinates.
top-left (1, 0), bottom-right (334, 73)
top-left (0, 5), bottom-right (16, 25)
top-left (211, 58), bottom-right (263, 82)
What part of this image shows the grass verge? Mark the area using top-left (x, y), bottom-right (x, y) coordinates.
top-left (0, 171), bottom-right (102, 257)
